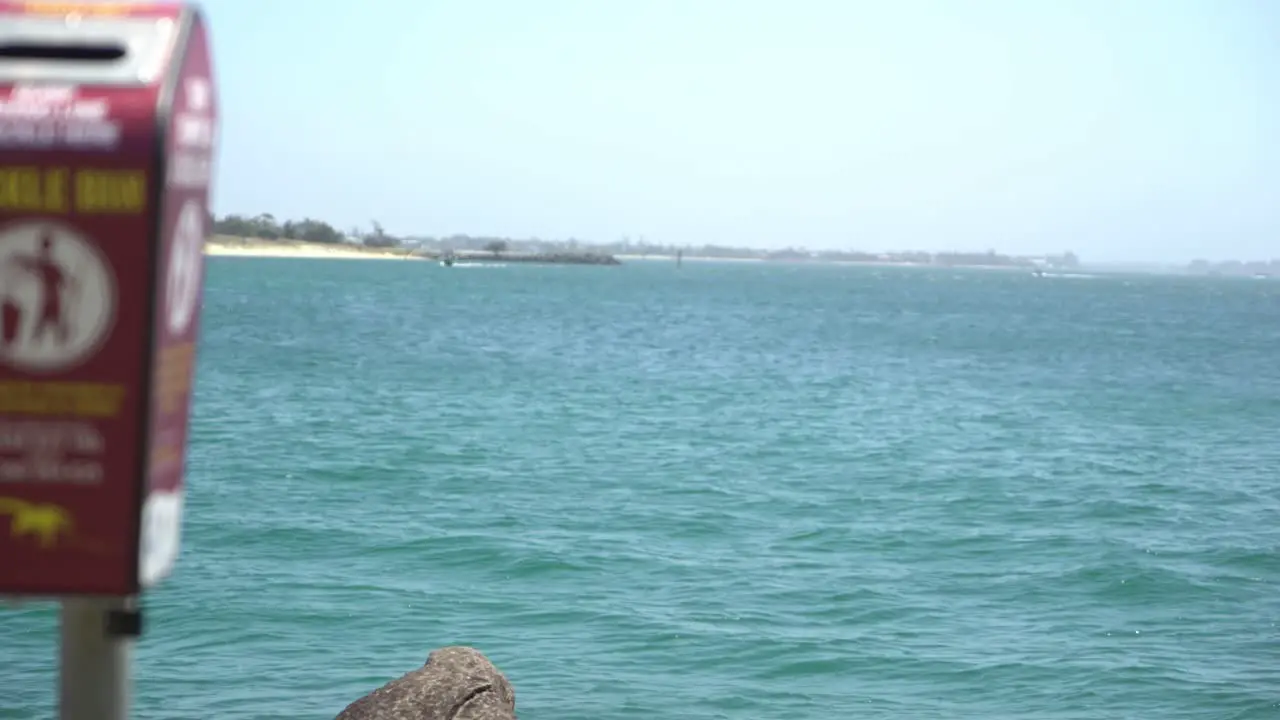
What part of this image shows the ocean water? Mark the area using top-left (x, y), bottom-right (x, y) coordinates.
top-left (2, 258), bottom-right (1278, 719)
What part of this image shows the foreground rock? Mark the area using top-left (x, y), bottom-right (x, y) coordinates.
top-left (334, 646), bottom-right (517, 720)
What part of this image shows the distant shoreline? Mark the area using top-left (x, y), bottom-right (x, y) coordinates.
top-left (616, 254), bottom-right (760, 264)
top-left (202, 237), bottom-right (1163, 275)
top-left (204, 238), bottom-right (1034, 271)
top-left (206, 236), bottom-right (423, 261)
top-left (616, 253), bottom-right (1043, 271)
top-left (204, 237), bottom-right (619, 265)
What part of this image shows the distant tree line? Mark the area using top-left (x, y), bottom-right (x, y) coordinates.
top-left (211, 213), bottom-right (401, 248)
top-left (210, 212), bottom-right (1082, 267)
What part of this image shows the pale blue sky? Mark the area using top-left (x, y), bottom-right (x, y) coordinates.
top-left (201, 0), bottom-right (1277, 263)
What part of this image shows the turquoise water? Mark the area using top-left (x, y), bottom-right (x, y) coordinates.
top-left (3, 258), bottom-right (1278, 719)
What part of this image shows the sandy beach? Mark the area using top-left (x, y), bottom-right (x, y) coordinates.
top-left (204, 240), bottom-right (1045, 273)
top-left (205, 236), bottom-right (424, 260)
top-left (204, 238), bottom-right (768, 264)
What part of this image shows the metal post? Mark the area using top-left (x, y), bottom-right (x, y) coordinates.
top-left (59, 596), bottom-right (136, 720)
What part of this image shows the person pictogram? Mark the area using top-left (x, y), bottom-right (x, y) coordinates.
top-left (0, 221), bottom-right (115, 373)
top-left (7, 230), bottom-right (79, 347)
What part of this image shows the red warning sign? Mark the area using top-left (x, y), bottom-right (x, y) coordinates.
top-left (0, 1), bottom-right (218, 597)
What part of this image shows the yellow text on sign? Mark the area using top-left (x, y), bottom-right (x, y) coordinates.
top-left (22, 2), bottom-right (132, 15)
top-left (0, 167), bottom-right (67, 213)
top-left (150, 442), bottom-right (179, 472)
top-left (74, 170), bottom-right (147, 214)
top-left (0, 382), bottom-right (125, 418)
top-left (148, 342), bottom-right (195, 472)
top-left (154, 342), bottom-right (194, 416)
top-left (0, 167), bottom-right (146, 215)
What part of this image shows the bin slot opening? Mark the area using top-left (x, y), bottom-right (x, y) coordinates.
top-left (0, 42), bottom-right (126, 62)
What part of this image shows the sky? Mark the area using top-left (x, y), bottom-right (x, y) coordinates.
top-left (199, 0), bottom-right (1278, 263)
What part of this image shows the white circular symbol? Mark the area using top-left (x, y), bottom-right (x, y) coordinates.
top-left (166, 199), bottom-right (204, 335)
top-left (0, 220), bottom-right (116, 373)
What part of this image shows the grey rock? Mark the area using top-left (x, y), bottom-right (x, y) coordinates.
top-left (334, 646), bottom-right (517, 720)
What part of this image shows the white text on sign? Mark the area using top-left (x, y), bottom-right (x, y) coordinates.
top-left (168, 77), bottom-right (215, 190)
top-left (0, 420), bottom-right (104, 486)
top-left (0, 86), bottom-right (121, 150)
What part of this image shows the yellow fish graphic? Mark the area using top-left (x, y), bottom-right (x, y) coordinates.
top-left (0, 497), bottom-right (75, 549)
